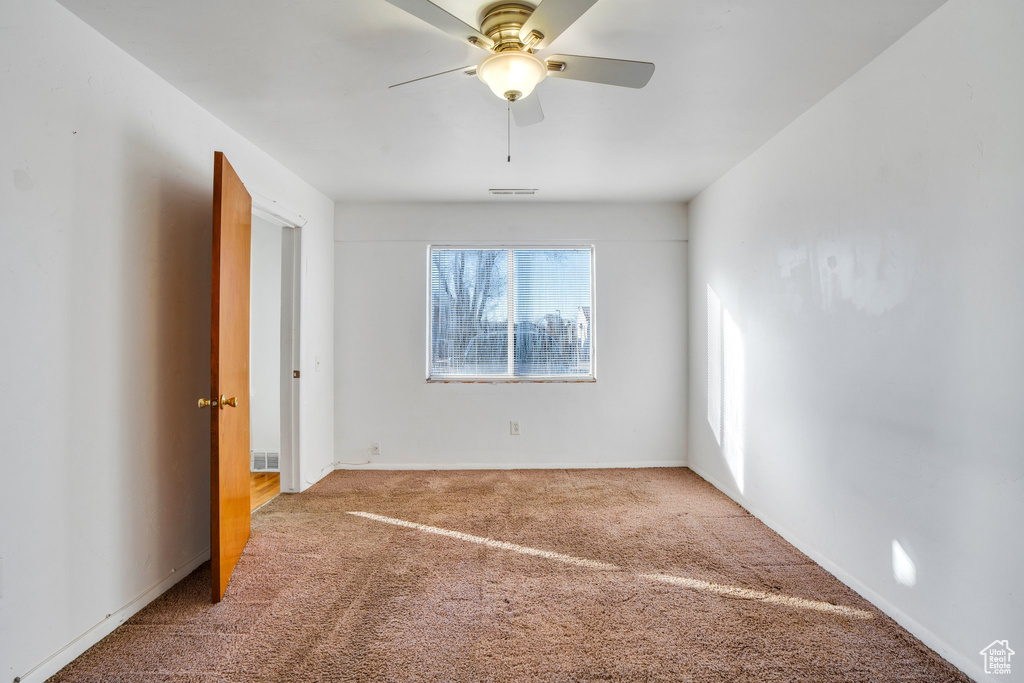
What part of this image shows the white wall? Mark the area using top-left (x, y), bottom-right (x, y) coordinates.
top-left (249, 215), bottom-right (282, 456)
top-left (686, 0), bottom-right (1023, 679)
top-left (0, 1), bottom-right (335, 680)
top-left (335, 203), bottom-right (687, 469)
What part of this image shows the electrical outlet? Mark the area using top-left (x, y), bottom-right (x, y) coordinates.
top-left (370, 441), bottom-right (381, 456)
top-left (510, 420), bottom-right (521, 436)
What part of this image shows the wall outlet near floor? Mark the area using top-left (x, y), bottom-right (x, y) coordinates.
top-left (510, 420), bottom-right (521, 436)
top-left (370, 441), bottom-right (381, 456)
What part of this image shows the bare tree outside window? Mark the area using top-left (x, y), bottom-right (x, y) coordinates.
top-left (431, 250), bottom-right (508, 375)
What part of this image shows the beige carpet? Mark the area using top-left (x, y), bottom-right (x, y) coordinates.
top-left (51, 468), bottom-right (967, 681)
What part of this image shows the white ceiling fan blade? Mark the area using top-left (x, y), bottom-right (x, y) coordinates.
top-left (389, 65), bottom-right (477, 93)
top-left (519, 0), bottom-right (598, 50)
top-left (545, 54), bottom-right (655, 88)
top-left (511, 93), bottom-right (544, 127)
top-left (384, 0), bottom-right (494, 50)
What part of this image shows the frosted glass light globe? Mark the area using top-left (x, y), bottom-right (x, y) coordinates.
top-left (477, 51), bottom-right (547, 101)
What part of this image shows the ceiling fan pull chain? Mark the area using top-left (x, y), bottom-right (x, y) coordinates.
top-left (507, 99), bottom-right (511, 163)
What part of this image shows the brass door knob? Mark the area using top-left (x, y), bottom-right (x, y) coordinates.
top-left (220, 395), bottom-right (238, 409)
top-left (197, 397), bottom-right (218, 408)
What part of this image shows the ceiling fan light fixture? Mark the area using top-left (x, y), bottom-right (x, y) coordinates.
top-left (477, 51), bottom-right (547, 101)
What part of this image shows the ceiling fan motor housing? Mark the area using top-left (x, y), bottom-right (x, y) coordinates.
top-left (480, 3), bottom-right (536, 52)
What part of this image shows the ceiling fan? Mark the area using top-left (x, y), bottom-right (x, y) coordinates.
top-left (385, 0), bottom-right (655, 127)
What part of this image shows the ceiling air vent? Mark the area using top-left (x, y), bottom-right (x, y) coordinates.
top-left (489, 188), bottom-right (538, 196)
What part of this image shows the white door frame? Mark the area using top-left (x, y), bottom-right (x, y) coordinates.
top-left (252, 193), bottom-right (304, 493)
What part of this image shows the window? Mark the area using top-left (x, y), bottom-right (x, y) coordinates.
top-left (429, 247), bottom-right (594, 381)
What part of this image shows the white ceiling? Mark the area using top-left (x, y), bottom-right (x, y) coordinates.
top-left (58, 0), bottom-right (946, 202)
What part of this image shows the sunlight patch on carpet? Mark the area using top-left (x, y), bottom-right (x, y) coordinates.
top-left (346, 511), bottom-right (874, 620)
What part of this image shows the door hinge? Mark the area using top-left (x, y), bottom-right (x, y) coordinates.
top-left (293, 370), bottom-right (300, 379)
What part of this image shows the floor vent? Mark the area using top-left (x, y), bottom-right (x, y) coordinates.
top-left (251, 451), bottom-right (281, 472)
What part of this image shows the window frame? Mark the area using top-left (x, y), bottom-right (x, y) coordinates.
top-left (425, 244), bottom-right (597, 383)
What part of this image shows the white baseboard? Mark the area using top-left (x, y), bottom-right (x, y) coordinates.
top-left (687, 464), bottom-right (986, 682)
top-left (334, 460), bottom-right (687, 471)
top-left (18, 548), bottom-right (211, 683)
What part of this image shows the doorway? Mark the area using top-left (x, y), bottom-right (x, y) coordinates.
top-left (248, 198), bottom-right (302, 511)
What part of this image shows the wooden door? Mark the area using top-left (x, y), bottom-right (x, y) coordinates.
top-left (210, 151), bottom-right (252, 602)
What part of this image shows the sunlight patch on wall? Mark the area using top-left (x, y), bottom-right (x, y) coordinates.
top-left (707, 285), bottom-right (745, 493)
top-left (722, 309), bottom-right (746, 494)
top-left (891, 539), bottom-right (917, 587)
top-left (706, 285), bottom-right (723, 446)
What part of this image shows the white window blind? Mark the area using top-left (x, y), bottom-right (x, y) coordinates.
top-left (429, 247), bottom-right (594, 380)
